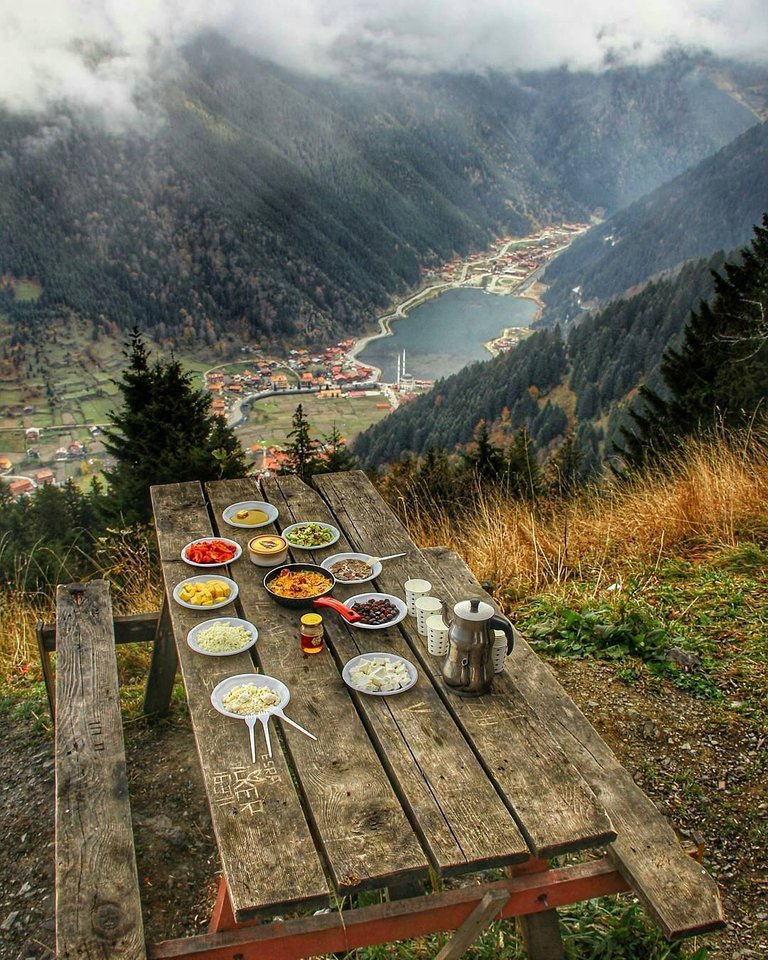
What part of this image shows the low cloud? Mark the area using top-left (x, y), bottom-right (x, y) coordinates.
top-left (1, 0), bottom-right (767, 125)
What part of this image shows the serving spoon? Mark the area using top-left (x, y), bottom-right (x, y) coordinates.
top-left (365, 552), bottom-right (407, 566)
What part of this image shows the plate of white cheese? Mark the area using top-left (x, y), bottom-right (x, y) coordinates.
top-left (187, 618), bottom-right (258, 657)
top-left (342, 652), bottom-right (417, 696)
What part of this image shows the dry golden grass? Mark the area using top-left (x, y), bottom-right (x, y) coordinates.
top-left (408, 430), bottom-right (768, 597)
top-left (0, 527), bottom-right (162, 690)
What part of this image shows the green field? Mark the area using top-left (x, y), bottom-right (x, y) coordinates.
top-left (237, 393), bottom-right (391, 452)
top-left (12, 279), bottom-right (42, 302)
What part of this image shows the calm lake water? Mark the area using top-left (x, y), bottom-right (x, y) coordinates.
top-left (358, 288), bottom-right (538, 382)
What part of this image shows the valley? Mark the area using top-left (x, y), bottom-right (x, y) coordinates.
top-left (0, 222), bottom-right (586, 493)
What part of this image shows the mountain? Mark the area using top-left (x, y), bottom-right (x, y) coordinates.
top-left (353, 252), bottom-right (726, 472)
top-left (539, 119), bottom-right (768, 324)
top-left (0, 37), bottom-right (759, 352)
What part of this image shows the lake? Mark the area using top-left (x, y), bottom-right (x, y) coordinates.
top-left (358, 288), bottom-right (538, 382)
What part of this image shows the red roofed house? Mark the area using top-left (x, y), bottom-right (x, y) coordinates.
top-left (34, 468), bottom-right (55, 486)
top-left (9, 478), bottom-right (33, 497)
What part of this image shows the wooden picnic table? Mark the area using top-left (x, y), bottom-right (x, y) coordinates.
top-left (140, 470), bottom-right (725, 960)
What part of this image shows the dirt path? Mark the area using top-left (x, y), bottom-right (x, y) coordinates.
top-left (1, 660), bottom-right (765, 958)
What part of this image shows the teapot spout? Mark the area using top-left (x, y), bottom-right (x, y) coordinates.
top-left (441, 599), bottom-right (452, 630)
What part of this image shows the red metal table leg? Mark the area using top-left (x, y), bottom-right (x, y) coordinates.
top-left (209, 877), bottom-right (237, 933)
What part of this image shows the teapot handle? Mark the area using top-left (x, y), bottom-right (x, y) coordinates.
top-left (489, 614), bottom-right (515, 655)
top-left (440, 599), bottom-right (452, 629)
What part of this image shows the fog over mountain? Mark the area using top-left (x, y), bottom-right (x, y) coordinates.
top-left (2, 1), bottom-right (768, 126)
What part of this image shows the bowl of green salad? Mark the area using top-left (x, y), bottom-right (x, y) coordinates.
top-left (281, 521), bottom-right (340, 550)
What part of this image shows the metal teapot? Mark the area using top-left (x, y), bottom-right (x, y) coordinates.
top-left (440, 598), bottom-right (515, 696)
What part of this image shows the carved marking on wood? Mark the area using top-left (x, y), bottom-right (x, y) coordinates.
top-left (88, 718), bottom-right (105, 751)
top-left (211, 765), bottom-right (283, 815)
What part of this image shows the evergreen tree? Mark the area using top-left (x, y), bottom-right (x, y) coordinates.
top-left (462, 420), bottom-right (504, 484)
top-left (504, 428), bottom-right (540, 500)
top-left (619, 215), bottom-right (768, 468)
top-left (281, 404), bottom-right (320, 481)
top-left (102, 329), bottom-right (247, 523)
top-left (545, 431), bottom-right (583, 499)
top-left (316, 423), bottom-right (358, 474)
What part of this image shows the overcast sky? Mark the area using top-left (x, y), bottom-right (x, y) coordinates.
top-left (1, 0), bottom-right (766, 125)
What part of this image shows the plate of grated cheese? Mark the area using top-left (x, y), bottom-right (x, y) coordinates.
top-left (187, 617), bottom-right (258, 657)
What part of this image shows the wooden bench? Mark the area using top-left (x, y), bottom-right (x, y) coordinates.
top-left (55, 580), bottom-right (146, 960)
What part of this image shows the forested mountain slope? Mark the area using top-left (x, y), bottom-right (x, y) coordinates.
top-left (353, 254), bottom-right (725, 471)
top-left (0, 37), bottom-right (758, 351)
top-left (540, 119), bottom-right (768, 324)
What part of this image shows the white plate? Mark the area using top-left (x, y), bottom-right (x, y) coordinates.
top-left (210, 673), bottom-right (290, 718)
top-left (282, 521), bottom-right (340, 550)
top-left (187, 617), bottom-right (258, 657)
top-left (342, 652), bottom-right (417, 696)
top-left (181, 537), bottom-right (243, 567)
top-left (222, 500), bottom-right (279, 529)
top-left (344, 592), bottom-right (408, 630)
top-left (321, 552), bottom-right (381, 584)
top-left (173, 575), bottom-right (239, 610)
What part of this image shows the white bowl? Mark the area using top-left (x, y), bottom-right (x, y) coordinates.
top-left (210, 673), bottom-right (290, 718)
top-left (344, 592), bottom-right (408, 630)
top-left (342, 652), bottom-right (417, 696)
top-left (282, 521), bottom-right (340, 551)
top-left (222, 500), bottom-right (278, 529)
top-left (173, 575), bottom-right (238, 611)
top-left (187, 617), bottom-right (258, 657)
top-left (181, 537), bottom-right (243, 567)
top-left (321, 552), bottom-right (381, 584)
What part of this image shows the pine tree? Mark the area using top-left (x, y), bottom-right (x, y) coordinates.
top-left (620, 215), bottom-right (768, 468)
top-left (545, 431), bottom-right (583, 499)
top-left (462, 420), bottom-right (504, 484)
top-left (316, 423), bottom-right (358, 474)
top-left (102, 329), bottom-right (247, 523)
top-left (281, 404), bottom-right (320, 481)
top-left (504, 428), bottom-right (540, 500)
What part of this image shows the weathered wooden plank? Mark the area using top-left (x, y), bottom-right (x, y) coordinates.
top-left (262, 473), bottom-right (531, 876)
top-left (36, 620), bottom-right (56, 718)
top-left (426, 546), bottom-right (726, 941)
top-left (433, 890), bottom-right (510, 960)
top-left (143, 600), bottom-right (178, 717)
top-left (150, 481), bottom-right (329, 921)
top-left (39, 612), bottom-right (162, 653)
top-left (55, 580), bottom-right (146, 960)
top-left (207, 476), bottom-right (431, 893)
top-left (314, 471), bottom-right (616, 859)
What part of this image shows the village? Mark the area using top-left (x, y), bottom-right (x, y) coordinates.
top-left (422, 222), bottom-right (589, 289)
top-left (0, 222), bottom-right (591, 496)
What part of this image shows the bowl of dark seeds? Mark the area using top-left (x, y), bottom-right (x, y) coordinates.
top-left (344, 593), bottom-right (407, 630)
